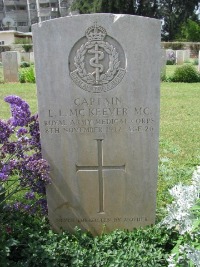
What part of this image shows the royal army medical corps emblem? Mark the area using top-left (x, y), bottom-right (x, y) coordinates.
top-left (69, 23), bottom-right (126, 93)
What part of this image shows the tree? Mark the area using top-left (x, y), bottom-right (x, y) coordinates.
top-left (178, 19), bottom-right (200, 42)
top-left (160, 0), bottom-right (199, 41)
top-left (72, 0), bottom-right (160, 16)
top-left (72, 0), bottom-right (102, 13)
top-left (72, 0), bottom-right (199, 41)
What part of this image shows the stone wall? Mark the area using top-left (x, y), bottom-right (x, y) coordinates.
top-left (161, 42), bottom-right (200, 57)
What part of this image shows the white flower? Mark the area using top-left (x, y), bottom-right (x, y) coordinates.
top-left (161, 166), bottom-right (200, 234)
top-left (181, 245), bottom-right (200, 266)
top-left (167, 253), bottom-right (176, 267)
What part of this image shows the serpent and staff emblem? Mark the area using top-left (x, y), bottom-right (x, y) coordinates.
top-left (69, 23), bottom-right (126, 93)
top-left (88, 42), bottom-right (104, 83)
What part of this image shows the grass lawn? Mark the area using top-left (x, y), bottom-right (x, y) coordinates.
top-left (160, 82), bottom-right (200, 166)
top-left (158, 82), bottom-right (200, 210)
top-left (0, 65), bottom-right (3, 83)
top-left (0, 81), bottom-right (199, 266)
top-left (0, 83), bottom-right (37, 117)
top-left (0, 82), bottom-right (199, 162)
top-left (0, 81), bottom-right (200, 211)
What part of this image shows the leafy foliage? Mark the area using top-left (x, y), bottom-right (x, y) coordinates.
top-left (160, 0), bottom-right (199, 41)
top-left (22, 44), bottom-right (33, 53)
top-left (15, 38), bottom-right (32, 45)
top-left (178, 19), bottom-right (200, 42)
top-left (19, 66), bottom-right (36, 83)
top-left (72, 0), bottom-right (199, 41)
top-left (1, 167), bottom-right (199, 266)
top-left (72, 0), bottom-right (160, 16)
top-left (20, 61), bottom-right (30, 68)
top-left (161, 166), bottom-right (200, 266)
top-left (0, 96), bottom-right (50, 215)
top-left (0, 90), bottom-right (200, 266)
top-left (0, 210), bottom-right (172, 266)
top-left (170, 65), bottom-right (200, 83)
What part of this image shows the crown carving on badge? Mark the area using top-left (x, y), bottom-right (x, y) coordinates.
top-left (85, 22), bottom-right (107, 41)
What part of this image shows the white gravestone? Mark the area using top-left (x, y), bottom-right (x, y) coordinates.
top-left (183, 50), bottom-right (190, 62)
top-left (30, 52), bottom-right (35, 63)
top-left (160, 49), bottom-right (166, 79)
top-left (176, 50), bottom-right (184, 65)
top-left (33, 14), bottom-right (161, 235)
top-left (2, 51), bottom-right (20, 82)
top-left (21, 52), bottom-right (30, 62)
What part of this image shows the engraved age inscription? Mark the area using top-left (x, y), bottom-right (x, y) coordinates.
top-left (69, 23), bottom-right (126, 93)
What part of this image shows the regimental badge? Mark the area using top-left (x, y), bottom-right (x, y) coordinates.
top-left (69, 23), bottom-right (126, 93)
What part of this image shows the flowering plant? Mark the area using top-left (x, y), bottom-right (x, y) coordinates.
top-left (166, 49), bottom-right (176, 65)
top-left (0, 95), bottom-right (50, 215)
top-left (161, 166), bottom-right (200, 266)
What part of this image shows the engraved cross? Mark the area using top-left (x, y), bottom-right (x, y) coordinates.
top-left (76, 139), bottom-right (125, 213)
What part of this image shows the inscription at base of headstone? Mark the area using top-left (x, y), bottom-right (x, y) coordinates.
top-left (33, 14), bottom-right (161, 235)
top-left (2, 51), bottom-right (20, 82)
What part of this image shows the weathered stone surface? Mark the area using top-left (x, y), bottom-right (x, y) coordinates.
top-left (160, 49), bottom-right (166, 79)
top-left (20, 52), bottom-right (35, 63)
top-left (2, 51), bottom-right (20, 82)
top-left (32, 14), bottom-right (161, 235)
top-left (176, 50), bottom-right (184, 65)
top-left (183, 50), bottom-right (190, 62)
top-left (30, 52), bottom-right (35, 63)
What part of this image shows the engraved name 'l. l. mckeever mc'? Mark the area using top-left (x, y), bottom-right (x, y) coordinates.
top-left (69, 23), bottom-right (126, 93)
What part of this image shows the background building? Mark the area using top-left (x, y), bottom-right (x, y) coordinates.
top-left (0, 0), bottom-right (74, 32)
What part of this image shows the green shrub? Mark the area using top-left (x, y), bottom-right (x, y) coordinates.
top-left (20, 61), bottom-right (30, 68)
top-left (171, 65), bottom-right (200, 83)
top-left (0, 210), bottom-right (172, 266)
top-left (22, 44), bottom-right (33, 52)
top-left (1, 167), bottom-right (199, 266)
top-left (193, 58), bottom-right (199, 66)
top-left (166, 60), bottom-right (175, 65)
top-left (19, 66), bottom-right (35, 83)
top-left (178, 19), bottom-right (200, 42)
top-left (15, 38), bottom-right (32, 45)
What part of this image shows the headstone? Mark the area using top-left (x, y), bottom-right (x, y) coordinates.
top-left (160, 49), bottom-right (166, 80)
top-left (2, 51), bottom-right (20, 82)
top-left (30, 52), bottom-right (35, 63)
top-left (176, 50), bottom-right (184, 65)
top-left (198, 50), bottom-right (200, 72)
top-left (32, 14), bottom-right (161, 235)
top-left (183, 50), bottom-right (190, 62)
top-left (21, 52), bottom-right (30, 63)
top-left (166, 49), bottom-right (175, 65)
